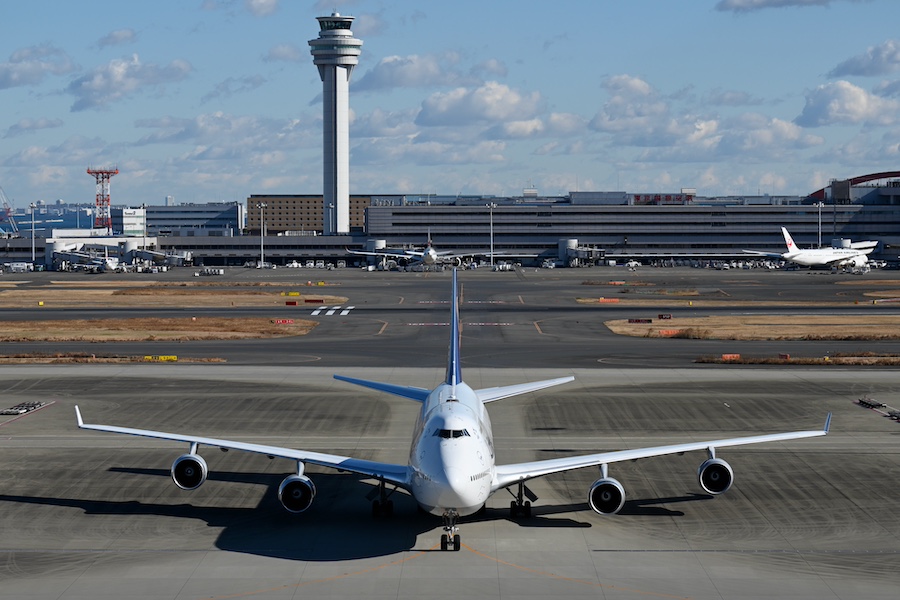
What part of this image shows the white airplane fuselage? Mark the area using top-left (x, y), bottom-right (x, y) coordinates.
top-left (409, 381), bottom-right (494, 516)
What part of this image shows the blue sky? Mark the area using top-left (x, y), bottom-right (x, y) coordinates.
top-left (3, 0), bottom-right (900, 208)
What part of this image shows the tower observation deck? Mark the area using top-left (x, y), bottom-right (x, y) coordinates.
top-left (309, 13), bottom-right (362, 235)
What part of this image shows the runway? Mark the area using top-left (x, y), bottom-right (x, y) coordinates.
top-left (0, 267), bottom-right (899, 599)
top-left (1, 364), bottom-right (898, 599)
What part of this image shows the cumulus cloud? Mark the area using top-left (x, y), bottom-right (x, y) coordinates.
top-left (589, 75), bottom-right (682, 144)
top-left (3, 117), bottom-right (64, 138)
top-left (0, 44), bottom-right (77, 89)
top-left (96, 29), bottom-right (137, 48)
top-left (715, 0), bottom-right (856, 12)
top-left (828, 39), bottom-right (900, 77)
top-left (353, 138), bottom-right (506, 167)
top-left (65, 54), bottom-right (192, 111)
top-left (134, 112), bottom-right (316, 158)
top-left (707, 89), bottom-right (765, 106)
top-left (794, 80), bottom-right (900, 126)
top-left (352, 108), bottom-right (419, 138)
top-left (416, 81), bottom-right (543, 127)
top-left (245, 0), bottom-right (279, 16)
top-left (201, 74), bottom-right (265, 103)
top-left (263, 43), bottom-right (304, 63)
top-left (353, 53), bottom-right (477, 92)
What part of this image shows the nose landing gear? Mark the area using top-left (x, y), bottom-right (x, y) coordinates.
top-left (440, 509), bottom-right (461, 551)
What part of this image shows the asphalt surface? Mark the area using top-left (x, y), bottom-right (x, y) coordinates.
top-left (0, 266), bottom-right (898, 599)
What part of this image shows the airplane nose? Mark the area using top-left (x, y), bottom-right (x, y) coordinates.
top-left (443, 466), bottom-right (481, 507)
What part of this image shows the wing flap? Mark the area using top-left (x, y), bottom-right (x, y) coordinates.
top-left (75, 406), bottom-right (411, 488)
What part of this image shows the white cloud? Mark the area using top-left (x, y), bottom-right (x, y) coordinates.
top-left (707, 89), bottom-right (765, 106)
top-left (0, 44), bottom-right (77, 89)
top-left (65, 54), bottom-right (192, 112)
top-left (263, 43), bottom-right (304, 63)
top-left (416, 81), bottom-right (543, 127)
top-left (96, 29), bottom-right (137, 49)
top-left (245, 0), bottom-right (279, 16)
top-left (794, 80), bottom-right (900, 126)
top-left (829, 40), bottom-right (900, 77)
top-left (353, 53), bottom-right (476, 92)
top-left (201, 75), bottom-right (266, 103)
top-left (715, 0), bottom-right (857, 12)
top-left (352, 108), bottom-right (419, 138)
top-left (353, 138), bottom-right (506, 167)
top-left (4, 117), bottom-right (64, 138)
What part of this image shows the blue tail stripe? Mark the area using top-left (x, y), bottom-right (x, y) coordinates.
top-left (446, 268), bottom-right (462, 385)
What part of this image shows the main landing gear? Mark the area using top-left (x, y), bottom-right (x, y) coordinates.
top-left (440, 510), bottom-right (461, 551)
top-left (370, 478), bottom-right (395, 517)
top-left (508, 480), bottom-right (536, 519)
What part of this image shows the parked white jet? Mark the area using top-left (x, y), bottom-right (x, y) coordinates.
top-left (744, 227), bottom-right (877, 268)
top-left (348, 235), bottom-right (496, 267)
top-left (76, 269), bottom-right (831, 551)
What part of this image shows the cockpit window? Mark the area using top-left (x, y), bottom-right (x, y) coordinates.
top-left (433, 428), bottom-right (470, 439)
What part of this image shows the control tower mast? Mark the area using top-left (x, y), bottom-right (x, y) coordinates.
top-left (309, 13), bottom-right (362, 235)
top-left (87, 167), bottom-right (118, 234)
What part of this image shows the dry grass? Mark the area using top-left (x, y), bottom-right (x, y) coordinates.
top-left (605, 314), bottom-right (900, 340)
top-left (0, 283), bottom-right (346, 308)
top-left (0, 317), bottom-right (317, 342)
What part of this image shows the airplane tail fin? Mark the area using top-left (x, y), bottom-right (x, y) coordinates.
top-left (781, 227), bottom-right (796, 252)
top-left (446, 268), bottom-right (462, 386)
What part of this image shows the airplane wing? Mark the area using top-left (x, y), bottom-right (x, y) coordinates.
top-left (333, 374), bottom-right (431, 402)
top-left (75, 406), bottom-right (411, 489)
top-left (475, 376), bottom-right (575, 403)
top-left (742, 250), bottom-right (785, 258)
top-left (346, 248), bottom-right (422, 260)
top-left (492, 413), bottom-right (830, 492)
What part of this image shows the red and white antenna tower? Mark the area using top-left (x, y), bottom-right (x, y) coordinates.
top-left (86, 166), bottom-right (118, 233)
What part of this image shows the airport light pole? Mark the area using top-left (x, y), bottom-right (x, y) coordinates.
top-left (487, 202), bottom-right (496, 267)
top-left (816, 202), bottom-right (824, 248)
top-left (257, 202), bottom-right (267, 266)
top-left (29, 202), bottom-right (35, 263)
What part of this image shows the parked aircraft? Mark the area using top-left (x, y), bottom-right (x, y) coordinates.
top-left (75, 269), bottom-right (831, 551)
top-left (347, 233), bottom-right (497, 267)
top-left (744, 227), bottom-right (877, 268)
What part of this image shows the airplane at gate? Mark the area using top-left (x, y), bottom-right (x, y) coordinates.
top-left (75, 269), bottom-right (831, 551)
top-left (744, 227), bottom-right (877, 268)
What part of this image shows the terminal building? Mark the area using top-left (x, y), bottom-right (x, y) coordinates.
top-left (4, 174), bottom-right (900, 269)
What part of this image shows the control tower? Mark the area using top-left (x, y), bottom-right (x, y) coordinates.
top-left (309, 13), bottom-right (362, 235)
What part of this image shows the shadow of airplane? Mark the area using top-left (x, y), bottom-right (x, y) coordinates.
top-left (0, 466), bottom-right (600, 561)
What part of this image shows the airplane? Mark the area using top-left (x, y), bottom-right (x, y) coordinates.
top-left (347, 232), bottom-right (498, 268)
top-left (75, 269), bottom-right (831, 552)
top-left (744, 227), bottom-right (877, 268)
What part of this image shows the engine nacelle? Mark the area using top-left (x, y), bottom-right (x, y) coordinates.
top-left (171, 453), bottom-right (208, 490)
top-left (588, 478), bottom-right (626, 515)
top-left (850, 255), bottom-right (868, 268)
top-left (278, 474), bottom-right (316, 513)
top-left (698, 458), bottom-right (734, 495)
top-left (451, 256), bottom-right (462, 267)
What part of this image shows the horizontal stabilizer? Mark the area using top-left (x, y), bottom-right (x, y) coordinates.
top-left (476, 376), bottom-right (574, 403)
top-left (334, 374), bottom-right (430, 402)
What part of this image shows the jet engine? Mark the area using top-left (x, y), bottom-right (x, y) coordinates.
top-left (451, 257), bottom-right (462, 267)
top-left (171, 453), bottom-right (208, 490)
top-left (588, 478), bottom-right (626, 515)
top-left (849, 255), bottom-right (868, 268)
top-left (698, 458), bottom-right (733, 495)
top-left (278, 474), bottom-right (317, 513)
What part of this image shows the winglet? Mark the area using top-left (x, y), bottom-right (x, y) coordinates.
top-left (823, 412), bottom-right (832, 434)
top-left (75, 405), bottom-right (84, 428)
